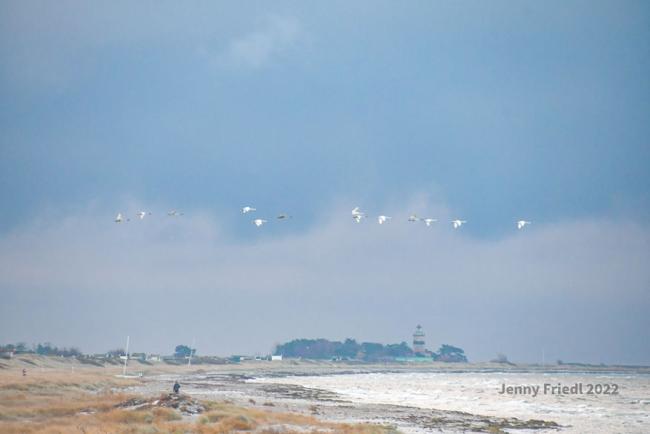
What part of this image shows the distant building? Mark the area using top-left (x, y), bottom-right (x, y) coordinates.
top-left (271, 355), bottom-right (283, 361)
top-left (413, 325), bottom-right (426, 356)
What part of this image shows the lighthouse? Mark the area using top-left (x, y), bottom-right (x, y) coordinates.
top-left (413, 325), bottom-right (426, 356)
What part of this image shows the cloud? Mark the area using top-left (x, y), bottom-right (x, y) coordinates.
top-left (0, 3), bottom-right (301, 88)
top-left (219, 15), bottom-right (301, 69)
top-left (0, 197), bottom-right (648, 363)
top-left (0, 2), bottom-right (297, 87)
top-left (0, 1), bottom-right (166, 88)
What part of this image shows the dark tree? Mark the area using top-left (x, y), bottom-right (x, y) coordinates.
top-left (433, 344), bottom-right (468, 362)
top-left (274, 338), bottom-right (414, 361)
top-left (62, 347), bottom-right (82, 357)
top-left (174, 345), bottom-right (195, 358)
top-left (385, 342), bottom-right (414, 358)
top-left (36, 342), bottom-right (56, 355)
top-left (33, 343), bottom-right (82, 357)
top-left (338, 338), bottom-right (359, 358)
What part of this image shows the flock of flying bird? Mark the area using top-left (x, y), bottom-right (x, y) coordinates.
top-left (114, 206), bottom-right (532, 230)
top-left (350, 207), bottom-right (532, 229)
top-left (114, 210), bottom-right (179, 222)
top-left (240, 206), bottom-right (293, 226)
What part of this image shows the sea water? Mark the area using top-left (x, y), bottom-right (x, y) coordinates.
top-left (252, 371), bottom-right (650, 433)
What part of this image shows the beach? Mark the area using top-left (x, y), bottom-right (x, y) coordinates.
top-left (247, 369), bottom-right (650, 433)
top-left (3, 355), bottom-right (648, 433)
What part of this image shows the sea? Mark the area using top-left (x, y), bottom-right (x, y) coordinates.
top-left (252, 370), bottom-right (650, 433)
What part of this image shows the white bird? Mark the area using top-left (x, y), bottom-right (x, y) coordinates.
top-left (423, 218), bottom-right (437, 226)
top-left (137, 211), bottom-right (151, 220)
top-left (168, 210), bottom-right (183, 217)
top-left (242, 206), bottom-right (256, 214)
top-left (408, 214), bottom-right (421, 222)
top-left (451, 219), bottom-right (467, 229)
top-left (517, 220), bottom-right (532, 230)
top-left (115, 213), bottom-right (124, 223)
top-left (351, 207), bottom-right (366, 222)
top-left (253, 219), bottom-right (267, 227)
top-left (377, 215), bottom-right (392, 225)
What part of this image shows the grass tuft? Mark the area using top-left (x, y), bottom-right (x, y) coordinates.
top-left (0, 366), bottom-right (399, 433)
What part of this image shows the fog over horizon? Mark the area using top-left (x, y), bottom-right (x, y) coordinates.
top-left (1, 197), bottom-right (648, 365)
top-left (1, 1), bottom-right (649, 365)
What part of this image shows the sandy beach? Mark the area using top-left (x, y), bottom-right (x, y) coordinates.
top-left (4, 355), bottom-right (648, 433)
top-left (0, 355), bottom-right (396, 433)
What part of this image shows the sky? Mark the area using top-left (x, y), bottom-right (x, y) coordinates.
top-left (1, 1), bottom-right (649, 364)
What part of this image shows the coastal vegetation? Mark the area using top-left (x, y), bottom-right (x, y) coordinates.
top-left (274, 338), bottom-right (413, 360)
top-left (2, 339), bottom-right (468, 363)
top-left (0, 364), bottom-right (398, 434)
top-left (274, 338), bottom-right (468, 362)
top-left (174, 344), bottom-right (196, 358)
top-left (435, 344), bottom-right (468, 363)
top-left (0, 342), bottom-right (81, 358)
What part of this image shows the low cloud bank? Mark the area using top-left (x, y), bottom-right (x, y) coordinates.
top-left (1, 199), bottom-right (648, 364)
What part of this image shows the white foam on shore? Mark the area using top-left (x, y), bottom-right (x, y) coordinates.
top-left (251, 371), bottom-right (650, 433)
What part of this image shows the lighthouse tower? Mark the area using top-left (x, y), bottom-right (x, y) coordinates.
top-left (413, 325), bottom-right (426, 356)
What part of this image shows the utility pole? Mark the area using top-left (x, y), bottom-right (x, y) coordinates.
top-left (188, 337), bottom-right (196, 367)
top-left (122, 336), bottom-right (130, 376)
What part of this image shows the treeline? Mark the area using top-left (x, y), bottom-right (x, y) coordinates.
top-left (435, 344), bottom-right (468, 362)
top-left (274, 338), bottom-right (413, 360)
top-left (273, 338), bottom-right (468, 362)
top-left (0, 342), bottom-right (197, 359)
top-left (0, 342), bottom-right (81, 357)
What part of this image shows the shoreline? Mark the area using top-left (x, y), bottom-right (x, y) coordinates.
top-left (4, 353), bottom-right (649, 376)
top-left (3, 355), bottom-right (649, 433)
top-left (134, 371), bottom-right (561, 433)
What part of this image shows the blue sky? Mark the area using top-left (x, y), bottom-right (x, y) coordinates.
top-left (1, 1), bottom-right (649, 362)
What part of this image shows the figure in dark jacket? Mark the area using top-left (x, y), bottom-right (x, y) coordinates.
top-left (173, 381), bottom-right (180, 394)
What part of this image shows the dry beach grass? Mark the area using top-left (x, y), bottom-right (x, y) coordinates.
top-left (0, 359), bottom-right (397, 434)
top-left (4, 354), bottom-right (633, 433)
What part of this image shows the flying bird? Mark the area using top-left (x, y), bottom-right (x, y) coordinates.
top-left (408, 214), bottom-right (421, 222)
top-left (242, 206), bottom-right (256, 214)
top-left (451, 219), bottom-right (467, 229)
top-left (377, 215), bottom-right (392, 225)
top-left (168, 210), bottom-right (183, 217)
top-left (115, 213), bottom-right (124, 223)
top-left (277, 214), bottom-right (292, 220)
top-left (517, 220), bottom-right (532, 230)
top-left (351, 207), bottom-right (366, 223)
top-left (423, 218), bottom-right (437, 226)
top-left (137, 211), bottom-right (151, 220)
top-left (253, 219), bottom-right (267, 227)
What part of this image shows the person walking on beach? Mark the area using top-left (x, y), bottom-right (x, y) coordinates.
top-left (173, 381), bottom-right (180, 394)
top-left (22, 369), bottom-right (26, 377)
